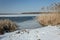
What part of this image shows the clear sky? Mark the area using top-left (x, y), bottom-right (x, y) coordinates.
top-left (0, 0), bottom-right (60, 13)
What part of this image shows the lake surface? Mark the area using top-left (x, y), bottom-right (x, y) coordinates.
top-left (0, 16), bottom-right (42, 29)
top-left (0, 16), bottom-right (35, 22)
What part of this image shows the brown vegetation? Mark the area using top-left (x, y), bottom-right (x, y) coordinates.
top-left (37, 13), bottom-right (60, 26)
top-left (37, 3), bottom-right (60, 26)
top-left (0, 19), bottom-right (17, 35)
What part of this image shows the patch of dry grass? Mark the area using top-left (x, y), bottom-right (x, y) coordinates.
top-left (0, 19), bottom-right (17, 35)
top-left (37, 13), bottom-right (60, 26)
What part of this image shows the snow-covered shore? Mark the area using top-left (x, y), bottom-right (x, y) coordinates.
top-left (1, 25), bottom-right (60, 40)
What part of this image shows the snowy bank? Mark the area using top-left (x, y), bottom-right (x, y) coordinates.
top-left (1, 25), bottom-right (60, 40)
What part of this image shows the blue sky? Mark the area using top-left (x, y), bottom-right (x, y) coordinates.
top-left (0, 0), bottom-right (60, 13)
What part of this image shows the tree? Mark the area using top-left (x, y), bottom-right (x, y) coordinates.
top-left (50, 3), bottom-right (60, 12)
top-left (40, 2), bottom-right (60, 12)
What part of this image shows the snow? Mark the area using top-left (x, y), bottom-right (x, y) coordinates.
top-left (1, 25), bottom-right (60, 40)
top-left (17, 19), bottom-right (42, 29)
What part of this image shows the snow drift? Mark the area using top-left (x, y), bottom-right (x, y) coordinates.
top-left (1, 25), bottom-right (60, 40)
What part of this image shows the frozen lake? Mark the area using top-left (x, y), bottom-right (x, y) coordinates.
top-left (0, 16), bottom-right (42, 29)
